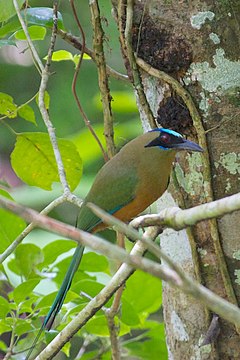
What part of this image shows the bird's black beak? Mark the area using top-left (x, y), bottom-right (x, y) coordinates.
top-left (173, 138), bottom-right (203, 152)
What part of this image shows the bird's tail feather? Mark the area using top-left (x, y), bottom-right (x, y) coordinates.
top-left (26, 245), bottom-right (84, 359)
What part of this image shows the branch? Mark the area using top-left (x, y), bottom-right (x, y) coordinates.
top-left (13, 0), bottom-right (44, 73)
top-left (38, 4), bottom-right (71, 194)
top-left (57, 29), bottom-right (129, 82)
top-left (0, 196), bottom-right (65, 264)
top-left (105, 232), bottom-right (126, 360)
top-left (130, 192), bottom-right (240, 230)
top-left (12, 2), bottom-right (74, 194)
top-left (122, 0), bottom-right (156, 128)
top-left (70, 0), bottom-right (108, 162)
top-left (89, 0), bottom-right (116, 158)
top-left (35, 236), bottom-right (151, 360)
top-left (1, 196), bottom-right (240, 333)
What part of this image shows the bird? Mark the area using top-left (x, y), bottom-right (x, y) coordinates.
top-left (27, 128), bottom-right (203, 358)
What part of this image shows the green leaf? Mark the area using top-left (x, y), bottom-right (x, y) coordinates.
top-left (34, 292), bottom-right (57, 312)
top-left (145, 320), bottom-right (166, 339)
top-left (121, 298), bottom-right (140, 326)
top-left (13, 278), bottom-right (40, 304)
top-left (50, 50), bottom-right (73, 62)
top-left (9, 244), bottom-right (43, 278)
top-left (65, 302), bottom-right (88, 317)
top-left (62, 341), bottom-right (71, 357)
top-left (14, 25), bottom-right (46, 41)
top-left (0, 92), bottom-right (17, 118)
top-left (46, 51), bottom-right (91, 67)
top-left (0, 190), bottom-right (26, 253)
top-left (0, 39), bottom-right (16, 48)
top-left (85, 315), bottom-right (129, 337)
top-left (123, 270), bottom-right (162, 314)
top-left (0, 320), bottom-right (12, 334)
top-left (85, 315), bottom-right (109, 336)
top-left (24, 8), bottom-right (65, 30)
top-left (0, 7), bottom-right (65, 38)
top-left (125, 322), bottom-right (167, 360)
top-left (18, 104), bottom-right (36, 124)
top-left (72, 54), bottom-right (91, 67)
top-left (18, 296), bottom-right (38, 314)
top-left (45, 330), bottom-right (59, 343)
top-left (54, 258), bottom-right (95, 286)
top-left (0, 296), bottom-right (10, 318)
top-left (79, 350), bottom-right (100, 360)
top-left (10, 132), bottom-right (83, 191)
top-left (0, 188), bottom-right (13, 200)
top-left (42, 240), bottom-right (75, 268)
top-left (0, 0), bottom-right (24, 22)
top-left (72, 279), bottom-right (104, 299)
top-left (0, 340), bottom-right (7, 351)
top-left (80, 252), bottom-right (109, 272)
top-left (125, 337), bottom-right (167, 360)
top-left (34, 290), bottom-right (81, 316)
top-left (15, 318), bottom-right (32, 336)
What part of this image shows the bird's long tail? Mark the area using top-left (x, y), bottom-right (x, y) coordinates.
top-left (26, 245), bottom-right (84, 359)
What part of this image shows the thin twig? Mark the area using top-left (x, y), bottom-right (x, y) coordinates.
top-left (0, 92), bottom-right (38, 121)
top-left (106, 301), bottom-right (121, 360)
top-left (89, 0), bottom-right (116, 158)
top-left (70, 0), bottom-right (108, 162)
top-left (13, 0), bottom-right (44, 73)
top-left (106, 233), bottom-right (125, 360)
top-left (0, 196), bottom-right (65, 264)
top-left (57, 29), bottom-right (129, 82)
top-left (3, 317), bottom-right (16, 360)
top-left (81, 291), bottom-right (108, 312)
top-left (38, 4), bottom-right (71, 193)
top-left (123, 0), bottom-right (156, 128)
top-left (75, 335), bottom-right (92, 359)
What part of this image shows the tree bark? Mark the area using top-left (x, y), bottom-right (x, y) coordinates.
top-left (114, 0), bottom-right (240, 358)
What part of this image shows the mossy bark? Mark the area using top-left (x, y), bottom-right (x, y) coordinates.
top-left (113, 0), bottom-right (240, 358)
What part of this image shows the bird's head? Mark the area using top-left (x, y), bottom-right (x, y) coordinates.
top-left (144, 128), bottom-right (203, 152)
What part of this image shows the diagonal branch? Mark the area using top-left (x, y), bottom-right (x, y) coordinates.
top-left (0, 196), bottom-right (65, 264)
top-left (1, 196), bottom-right (240, 332)
top-left (57, 29), bottom-right (129, 82)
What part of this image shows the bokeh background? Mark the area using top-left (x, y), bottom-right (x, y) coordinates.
top-left (0, 0), bottom-right (141, 212)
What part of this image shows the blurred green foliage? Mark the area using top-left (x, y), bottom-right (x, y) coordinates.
top-left (0, 1), bottom-right (167, 359)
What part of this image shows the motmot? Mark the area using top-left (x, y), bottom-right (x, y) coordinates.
top-left (27, 128), bottom-right (203, 357)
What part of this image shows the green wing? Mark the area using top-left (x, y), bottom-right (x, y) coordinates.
top-left (78, 162), bottom-right (139, 231)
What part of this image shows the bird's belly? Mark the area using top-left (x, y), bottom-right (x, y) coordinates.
top-left (113, 182), bottom-right (167, 223)
top-left (93, 170), bottom-right (171, 232)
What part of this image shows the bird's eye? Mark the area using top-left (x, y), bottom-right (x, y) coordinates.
top-left (160, 133), bottom-right (171, 143)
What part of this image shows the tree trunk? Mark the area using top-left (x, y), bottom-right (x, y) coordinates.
top-left (114, 1), bottom-right (240, 358)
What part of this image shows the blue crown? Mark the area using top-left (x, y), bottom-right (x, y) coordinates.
top-left (150, 128), bottom-right (183, 138)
